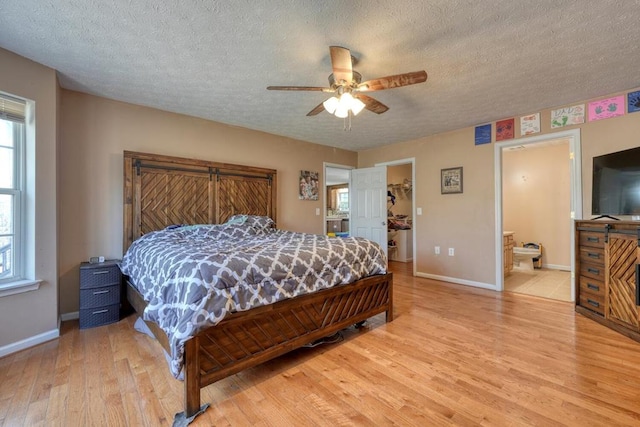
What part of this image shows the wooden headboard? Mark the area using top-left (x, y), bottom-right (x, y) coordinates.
top-left (123, 151), bottom-right (277, 252)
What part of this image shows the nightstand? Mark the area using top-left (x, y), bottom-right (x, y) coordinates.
top-left (79, 259), bottom-right (122, 329)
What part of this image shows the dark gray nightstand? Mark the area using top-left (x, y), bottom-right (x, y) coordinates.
top-left (79, 259), bottom-right (122, 329)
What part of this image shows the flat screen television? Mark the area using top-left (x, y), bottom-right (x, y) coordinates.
top-left (592, 146), bottom-right (640, 216)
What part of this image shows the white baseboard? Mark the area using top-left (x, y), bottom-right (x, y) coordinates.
top-left (415, 272), bottom-right (497, 291)
top-left (543, 263), bottom-right (571, 271)
top-left (60, 311), bottom-right (79, 321)
top-left (0, 328), bottom-right (60, 358)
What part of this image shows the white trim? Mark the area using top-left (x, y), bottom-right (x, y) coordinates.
top-left (543, 263), bottom-right (571, 271)
top-left (0, 278), bottom-right (42, 297)
top-left (494, 129), bottom-right (581, 302)
top-left (0, 327), bottom-right (59, 358)
top-left (375, 158), bottom-right (417, 276)
top-left (415, 272), bottom-right (497, 291)
top-left (60, 311), bottom-right (79, 321)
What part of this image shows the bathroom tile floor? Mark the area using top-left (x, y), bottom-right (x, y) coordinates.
top-left (504, 267), bottom-right (572, 302)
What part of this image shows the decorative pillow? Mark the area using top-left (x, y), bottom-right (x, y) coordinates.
top-left (227, 214), bottom-right (276, 232)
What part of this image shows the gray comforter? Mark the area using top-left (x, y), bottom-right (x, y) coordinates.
top-left (120, 215), bottom-right (387, 377)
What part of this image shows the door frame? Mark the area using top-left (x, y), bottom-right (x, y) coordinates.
top-left (494, 129), bottom-right (582, 299)
top-left (376, 158), bottom-right (416, 276)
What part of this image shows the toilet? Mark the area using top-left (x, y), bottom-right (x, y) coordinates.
top-left (513, 246), bottom-right (541, 270)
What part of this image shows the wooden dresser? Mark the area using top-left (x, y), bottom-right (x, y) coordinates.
top-left (575, 220), bottom-right (640, 342)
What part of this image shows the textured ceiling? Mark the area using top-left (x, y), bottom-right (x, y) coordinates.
top-left (2, 1), bottom-right (640, 151)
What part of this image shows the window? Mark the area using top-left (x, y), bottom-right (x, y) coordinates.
top-left (337, 188), bottom-right (349, 211)
top-left (0, 94), bottom-right (25, 283)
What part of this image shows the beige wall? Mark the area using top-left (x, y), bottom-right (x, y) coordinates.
top-left (503, 142), bottom-right (571, 268)
top-left (360, 87), bottom-right (640, 287)
top-left (58, 91), bottom-right (357, 314)
top-left (0, 48), bottom-right (58, 348)
top-left (387, 164), bottom-right (412, 218)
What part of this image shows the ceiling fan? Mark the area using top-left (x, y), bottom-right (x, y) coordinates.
top-left (267, 46), bottom-right (428, 118)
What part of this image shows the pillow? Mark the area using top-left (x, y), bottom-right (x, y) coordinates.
top-left (227, 215), bottom-right (275, 232)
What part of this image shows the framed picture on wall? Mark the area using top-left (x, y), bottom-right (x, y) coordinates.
top-left (441, 167), bottom-right (463, 194)
top-left (299, 170), bottom-right (319, 200)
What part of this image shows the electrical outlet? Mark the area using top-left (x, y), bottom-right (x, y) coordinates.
top-left (435, 246), bottom-right (440, 255)
top-left (448, 248), bottom-right (455, 256)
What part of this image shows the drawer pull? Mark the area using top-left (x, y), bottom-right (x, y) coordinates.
top-left (587, 268), bottom-right (600, 275)
top-left (587, 283), bottom-right (600, 291)
top-left (93, 290), bottom-right (110, 295)
top-left (92, 271), bottom-right (109, 275)
top-left (92, 309), bottom-right (109, 315)
top-left (587, 237), bottom-right (599, 243)
top-left (587, 299), bottom-right (600, 308)
top-left (587, 252), bottom-right (600, 259)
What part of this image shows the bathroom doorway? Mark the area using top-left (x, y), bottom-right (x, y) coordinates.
top-left (324, 164), bottom-right (353, 236)
top-left (494, 129), bottom-right (582, 302)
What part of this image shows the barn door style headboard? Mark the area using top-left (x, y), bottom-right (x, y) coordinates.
top-left (123, 151), bottom-right (277, 252)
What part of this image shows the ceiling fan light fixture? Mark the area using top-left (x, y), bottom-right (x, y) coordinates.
top-left (350, 97), bottom-right (366, 115)
top-left (334, 103), bottom-right (349, 118)
top-left (322, 96), bottom-right (339, 114)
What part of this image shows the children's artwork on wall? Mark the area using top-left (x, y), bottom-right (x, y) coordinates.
top-left (551, 104), bottom-right (585, 128)
top-left (299, 170), bottom-right (319, 200)
top-left (474, 124), bottom-right (492, 145)
top-left (496, 118), bottom-right (515, 141)
top-left (628, 90), bottom-right (640, 113)
top-left (520, 113), bottom-right (540, 136)
top-left (588, 96), bottom-right (625, 121)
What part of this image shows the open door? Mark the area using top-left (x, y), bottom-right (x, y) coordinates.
top-left (350, 166), bottom-right (388, 262)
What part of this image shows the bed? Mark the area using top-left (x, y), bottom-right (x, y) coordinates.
top-left (121, 151), bottom-right (393, 425)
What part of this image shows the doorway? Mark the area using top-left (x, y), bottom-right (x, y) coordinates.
top-left (323, 164), bottom-right (353, 236)
top-left (377, 158), bottom-right (416, 276)
top-left (494, 129), bottom-right (582, 301)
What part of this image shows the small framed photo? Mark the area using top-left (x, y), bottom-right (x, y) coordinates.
top-left (441, 167), bottom-right (463, 194)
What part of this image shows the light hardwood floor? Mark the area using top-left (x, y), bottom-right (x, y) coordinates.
top-left (2, 262), bottom-right (640, 426)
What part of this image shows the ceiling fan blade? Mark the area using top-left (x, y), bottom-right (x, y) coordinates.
top-left (329, 46), bottom-right (353, 85)
top-left (306, 102), bottom-right (325, 116)
top-left (267, 86), bottom-right (333, 92)
top-left (356, 94), bottom-right (389, 114)
top-left (358, 70), bottom-right (428, 92)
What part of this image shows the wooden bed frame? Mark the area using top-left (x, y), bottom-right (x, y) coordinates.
top-left (122, 151), bottom-right (393, 424)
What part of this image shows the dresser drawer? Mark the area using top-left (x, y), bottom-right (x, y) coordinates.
top-left (80, 264), bottom-right (121, 289)
top-left (579, 276), bottom-right (604, 297)
top-left (578, 291), bottom-right (604, 316)
top-left (579, 262), bottom-right (605, 281)
top-left (578, 247), bottom-right (604, 266)
top-left (80, 284), bottom-right (120, 309)
top-left (579, 231), bottom-right (606, 249)
top-left (79, 303), bottom-right (120, 329)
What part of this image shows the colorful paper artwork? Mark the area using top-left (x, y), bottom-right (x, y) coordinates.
top-left (628, 90), bottom-right (640, 113)
top-left (551, 104), bottom-right (585, 128)
top-left (474, 124), bottom-right (492, 145)
top-left (520, 113), bottom-right (540, 136)
top-left (496, 118), bottom-right (515, 141)
top-left (588, 96), bottom-right (625, 122)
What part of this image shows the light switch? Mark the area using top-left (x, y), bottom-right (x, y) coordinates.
top-left (315, 208), bottom-right (320, 215)
top-left (417, 207), bottom-right (423, 215)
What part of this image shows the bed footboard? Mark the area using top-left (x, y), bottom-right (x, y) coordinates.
top-left (127, 272), bottom-right (393, 424)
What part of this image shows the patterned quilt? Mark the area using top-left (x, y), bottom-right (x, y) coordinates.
top-left (120, 215), bottom-right (387, 378)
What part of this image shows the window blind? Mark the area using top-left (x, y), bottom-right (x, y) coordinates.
top-left (0, 94), bottom-right (26, 123)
